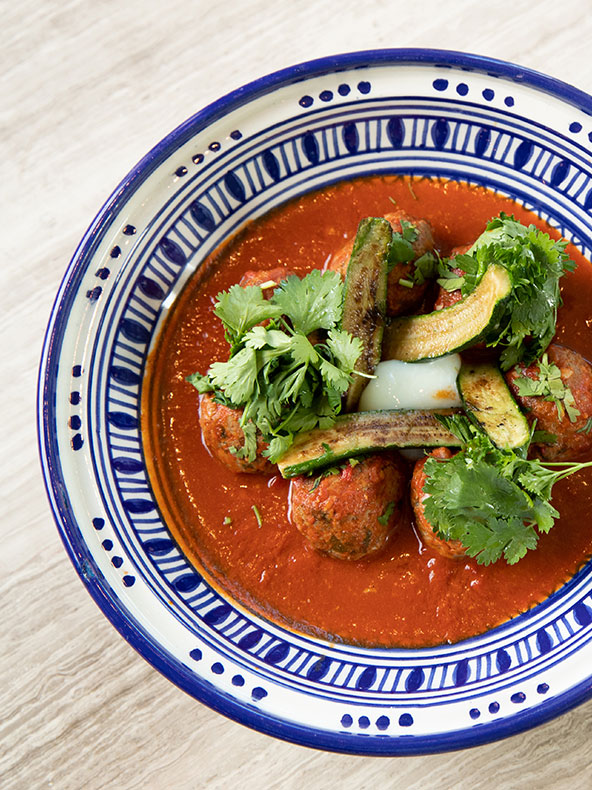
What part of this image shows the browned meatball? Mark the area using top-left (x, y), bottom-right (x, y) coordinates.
top-left (238, 266), bottom-right (296, 296)
top-left (505, 344), bottom-right (592, 461)
top-left (433, 244), bottom-right (471, 311)
top-left (327, 210), bottom-right (435, 316)
top-left (410, 448), bottom-right (467, 559)
top-left (199, 392), bottom-right (274, 474)
top-left (289, 453), bottom-right (408, 560)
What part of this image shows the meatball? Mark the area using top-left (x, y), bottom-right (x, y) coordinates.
top-left (433, 244), bottom-right (471, 311)
top-left (410, 448), bottom-right (466, 559)
top-left (199, 392), bottom-right (274, 474)
top-left (289, 453), bottom-right (407, 560)
top-left (505, 344), bottom-right (592, 461)
top-left (238, 266), bottom-right (296, 296)
top-left (327, 210), bottom-right (435, 316)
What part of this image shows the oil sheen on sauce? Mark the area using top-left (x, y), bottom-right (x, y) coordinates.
top-left (143, 176), bottom-right (592, 648)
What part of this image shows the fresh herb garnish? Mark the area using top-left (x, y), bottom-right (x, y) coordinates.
top-left (187, 270), bottom-right (362, 463)
top-left (308, 457), bottom-right (361, 490)
top-left (251, 505), bottom-right (262, 527)
top-left (423, 414), bottom-right (592, 565)
top-left (377, 501), bottom-right (395, 526)
top-left (438, 214), bottom-right (575, 370)
top-left (514, 353), bottom-right (581, 423)
top-left (531, 429), bottom-right (558, 445)
top-left (387, 219), bottom-right (441, 288)
top-left (578, 417), bottom-right (592, 435)
top-left (387, 219), bottom-right (418, 271)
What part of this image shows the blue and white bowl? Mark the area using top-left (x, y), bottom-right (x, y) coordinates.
top-left (38, 49), bottom-right (592, 754)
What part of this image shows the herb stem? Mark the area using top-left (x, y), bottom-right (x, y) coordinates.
top-left (252, 504), bottom-right (262, 527)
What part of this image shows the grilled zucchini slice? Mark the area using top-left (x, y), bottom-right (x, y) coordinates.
top-left (277, 409), bottom-right (461, 477)
top-left (341, 217), bottom-right (391, 412)
top-left (382, 264), bottom-right (512, 362)
top-left (458, 361), bottom-right (530, 450)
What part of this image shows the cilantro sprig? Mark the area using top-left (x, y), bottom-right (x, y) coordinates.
top-left (423, 415), bottom-right (592, 566)
top-left (387, 219), bottom-right (419, 272)
top-left (438, 214), bottom-right (575, 370)
top-left (514, 353), bottom-right (580, 423)
top-left (187, 271), bottom-right (362, 463)
top-left (386, 219), bottom-right (443, 289)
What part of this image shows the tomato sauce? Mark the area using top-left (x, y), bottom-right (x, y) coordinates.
top-left (143, 176), bottom-right (592, 648)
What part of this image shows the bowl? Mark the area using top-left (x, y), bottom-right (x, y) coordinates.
top-left (38, 49), bottom-right (592, 755)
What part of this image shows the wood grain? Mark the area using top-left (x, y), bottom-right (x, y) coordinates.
top-left (4, 0), bottom-right (592, 787)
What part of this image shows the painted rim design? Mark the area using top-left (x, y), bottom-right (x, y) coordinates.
top-left (38, 49), bottom-right (592, 754)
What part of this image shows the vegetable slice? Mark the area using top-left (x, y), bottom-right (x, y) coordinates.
top-left (340, 217), bottom-right (391, 412)
top-left (458, 362), bottom-right (530, 450)
top-left (277, 409), bottom-right (461, 477)
top-left (382, 264), bottom-right (512, 361)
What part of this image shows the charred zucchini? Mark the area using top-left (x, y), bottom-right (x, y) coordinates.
top-left (341, 217), bottom-right (391, 412)
top-left (382, 264), bottom-right (512, 361)
top-left (458, 362), bottom-right (530, 450)
top-left (277, 409), bottom-right (461, 477)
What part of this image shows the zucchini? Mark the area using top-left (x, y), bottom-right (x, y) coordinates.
top-left (341, 217), bottom-right (391, 412)
top-left (277, 409), bottom-right (461, 477)
top-left (458, 362), bottom-right (530, 450)
top-left (382, 264), bottom-right (512, 362)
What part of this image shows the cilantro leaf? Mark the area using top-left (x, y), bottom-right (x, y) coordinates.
top-left (387, 220), bottom-right (418, 272)
top-left (214, 284), bottom-right (282, 345)
top-left (514, 353), bottom-right (581, 423)
top-left (326, 329), bottom-right (363, 373)
top-left (270, 270), bottom-right (343, 335)
top-left (422, 416), bottom-right (592, 565)
top-left (229, 420), bottom-right (258, 462)
top-left (377, 501), bottom-right (395, 526)
top-left (208, 346), bottom-right (258, 404)
top-left (186, 371), bottom-right (214, 393)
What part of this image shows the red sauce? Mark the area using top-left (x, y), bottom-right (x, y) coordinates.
top-left (143, 175), bottom-right (592, 648)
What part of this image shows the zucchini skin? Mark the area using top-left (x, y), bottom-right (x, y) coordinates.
top-left (277, 409), bottom-right (461, 477)
top-left (458, 362), bottom-right (530, 450)
top-left (383, 264), bottom-right (512, 361)
top-left (341, 217), bottom-right (391, 412)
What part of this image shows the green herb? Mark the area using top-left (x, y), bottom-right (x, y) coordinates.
top-left (531, 430), bottom-right (558, 445)
top-left (223, 516), bottom-right (233, 525)
top-left (578, 417), bottom-right (592, 435)
top-left (377, 501), bottom-right (395, 526)
top-left (187, 270), bottom-right (362, 463)
top-left (308, 456), bottom-right (362, 490)
top-left (423, 414), bottom-right (592, 565)
top-left (441, 214), bottom-right (575, 370)
top-left (251, 505), bottom-right (262, 527)
top-left (398, 248), bottom-right (454, 290)
top-left (514, 353), bottom-right (581, 423)
top-left (387, 220), bottom-right (418, 272)
top-left (309, 463), bottom-right (343, 490)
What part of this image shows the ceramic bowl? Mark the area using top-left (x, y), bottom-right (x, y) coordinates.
top-left (39, 49), bottom-right (592, 754)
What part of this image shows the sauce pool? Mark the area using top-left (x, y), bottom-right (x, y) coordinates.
top-left (143, 175), bottom-right (592, 648)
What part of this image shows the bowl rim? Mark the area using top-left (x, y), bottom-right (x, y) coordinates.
top-left (38, 47), bottom-right (592, 755)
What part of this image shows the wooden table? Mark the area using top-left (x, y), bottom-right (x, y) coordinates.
top-left (4, 1), bottom-right (592, 787)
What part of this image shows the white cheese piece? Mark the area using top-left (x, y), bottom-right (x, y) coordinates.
top-left (359, 355), bottom-right (462, 411)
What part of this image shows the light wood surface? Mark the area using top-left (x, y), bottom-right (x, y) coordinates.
top-left (4, 1), bottom-right (592, 787)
